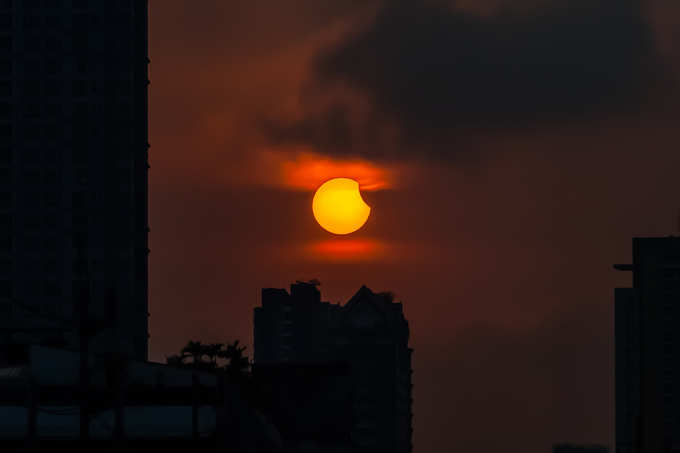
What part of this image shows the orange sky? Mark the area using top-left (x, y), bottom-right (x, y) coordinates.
top-left (148, 2), bottom-right (680, 452)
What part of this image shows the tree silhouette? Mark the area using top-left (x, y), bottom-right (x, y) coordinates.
top-left (219, 340), bottom-right (249, 377)
top-left (202, 342), bottom-right (223, 368)
top-left (181, 340), bottom-right (205, 367)
top-left (165, 354), bottom-right (186, 367)
top-left (167, 340), bottom-right (251, 376)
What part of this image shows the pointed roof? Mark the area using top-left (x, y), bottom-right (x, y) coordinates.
top-left (345, 285), bottom-right (375, 309)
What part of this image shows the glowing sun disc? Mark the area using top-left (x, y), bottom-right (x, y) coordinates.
top-left (312, 178), bottom-right (371, 235)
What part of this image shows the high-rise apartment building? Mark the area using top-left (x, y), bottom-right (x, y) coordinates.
top-left (615, 237), bottom-right (680, 453)
top-left (254, 281), bottom-right (414, 452)
top-left (0, 0), bottom-right (149, 360)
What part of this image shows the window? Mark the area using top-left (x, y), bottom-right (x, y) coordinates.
top-left (24, 15), bottom-right (42, 29)
top-left (44, 214), bottom-right (58, 229)
top-left (0, 191), bottom-right (10, 209)
top-left (45, 15), bottom-right (60, 29)
top-left (44, 191), bottom-right (59, 208)
top-left (23, 79), bottom-right (41, 95)
top-left (72, 213), bottom-right (87, 227)
top-left (73, 102), bottom-right (88, 119)
top-left (72, 80), bottom-right (87, 97)
top-left (0, 279), bottom-right (11, 298)
top-left (24, 215), bottom-right (41, 231)
top-left (0, 215), bottom-right (9, 249)
top-left (73, 0), bottom-right (89, 10)
top-left (45, 103), bottom-right (60, 116)
top-left (44, 80), bottom-right (60, 97)
top-left (0, 124), bottom-right (11, 140)
top-left (72, 146), bottom-right (88, 164)
top-left (43, 260), bottom-right (57, 273)
top-left (0, 214), bottom-right (11, 231)
top-left (0, 81), bottom-right (10, 97)
top-left (44, 280), bottom-right (61, 297)
top-left (0, 60), bottom-right (10, 75)
top-left (76, 58), bottom-right (88, 74)
top-left (0, 234), bottom-right (9, 252)
top-left (23, 170), bottom-right (41, 186)
top-left (44, 147), bottom-right (60, 164)
top-left (46, 60), bottom-right (60, 75)
top-left (0, 101), bottom-right (11, 119)
top-left (118, 79), bottom-right (132, 96)
top-left (25, 36), bottom-right (42, 52)
top-left (72, 191), bottom-right (86, 209)
top-left (76, 169), bottom-right (88, 186)
top-left (0, 36), bottom-right (11, 52)
top-left (119, 168), bottom-right (131, 186)
top-left (24, 0), bottom-right (41, 9)
top-left (25, 103), bottom-right (40, 118)
top-left (72, 33), bottom-right (88, 53)
top-left (44, 124), bottom-right (60, 140)
top-left (73, 232), bottom-right (88, 250)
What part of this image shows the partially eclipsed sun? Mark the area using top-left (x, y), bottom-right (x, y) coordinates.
top-left (312, 178), bottom-right (371, 235)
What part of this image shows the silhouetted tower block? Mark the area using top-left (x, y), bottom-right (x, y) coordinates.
top-left (254, 283), bottom-right (414, 453)
top-left (0, 0), bottom-right (149, 360)
top-left (255, 281), bottom-right (327, 363)
top-left (615, 237), bottom-right (680, 453)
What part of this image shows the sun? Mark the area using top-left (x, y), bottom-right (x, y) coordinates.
top-left (312, 178), bottom-right (371, 235)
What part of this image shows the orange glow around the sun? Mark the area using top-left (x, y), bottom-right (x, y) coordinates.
top-left (279, 151), bottom-right (392, 191)
top-left (307, 238), bottom-right (386, 261)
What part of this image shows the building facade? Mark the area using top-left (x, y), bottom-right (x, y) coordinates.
top-left (0, 0), bottom-right (149, 359)
top-left (254, 281), bottom-right (414, 453)
top-left (615, 237), bottom-right (680, 453)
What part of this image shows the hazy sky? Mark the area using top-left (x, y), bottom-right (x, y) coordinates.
top-left (147, 1), bottom-right (680, 451)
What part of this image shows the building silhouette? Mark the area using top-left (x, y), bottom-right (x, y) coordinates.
top-left (254, 281), bottom-right (413, 452)
top-left (0, 0), bottom-right (149, 360)
top-left (251, 361), bottom-right (353, 449)
top-left (0, 343), bottom-right (283, 451)
top-left (615, 237), bottom-right (680, 453)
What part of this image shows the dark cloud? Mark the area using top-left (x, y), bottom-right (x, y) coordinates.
top-left (320, 0), bottom-right (658, 125)
top-left (262, 105), bottom-right (354, 152)
top-left (270, 0), bottom-right (663, 156)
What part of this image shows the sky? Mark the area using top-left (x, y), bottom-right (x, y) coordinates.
top-left (147, 1), bottom-right (680, 452)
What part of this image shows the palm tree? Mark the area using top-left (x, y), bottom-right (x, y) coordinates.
top-left (181, 340), bottom-right (205, 366)
top-left (219, 340), bottom-right (250, 377)
top-left (202, 342), bottom-right (224, 368)
top-left (166, 354), bottom-right (186, 367)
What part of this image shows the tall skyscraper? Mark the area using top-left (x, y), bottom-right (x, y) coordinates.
top-left (254, 281), bottom-right (414, 452)
top-left (615, 237), bottom-right (680, 453)
top-left (0, 0), bottom-right (149, 360)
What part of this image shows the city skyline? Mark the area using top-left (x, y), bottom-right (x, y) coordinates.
top-left (147, 1), bottom-right (679, 451)
top-left (0, 0), bottom-right (679, 451)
